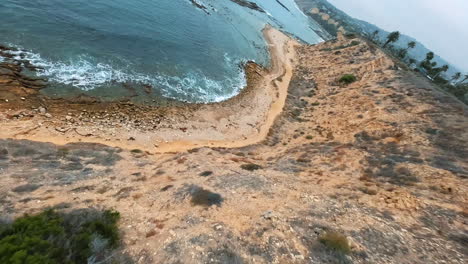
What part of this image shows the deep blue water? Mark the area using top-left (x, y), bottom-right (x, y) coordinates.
top-left (0, 0), bottom-right (322, 103)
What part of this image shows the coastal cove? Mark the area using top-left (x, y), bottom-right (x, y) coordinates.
top-left (0, 0), bottom-right (322, 103)
top-left (0, 27), bottom-right (298, 153)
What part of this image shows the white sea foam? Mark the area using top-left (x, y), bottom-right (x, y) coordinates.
top-left (2, 46), bottom-right (247, 103)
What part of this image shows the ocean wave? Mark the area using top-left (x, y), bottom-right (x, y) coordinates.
top-left (0, 47), bottom-right (247, 103)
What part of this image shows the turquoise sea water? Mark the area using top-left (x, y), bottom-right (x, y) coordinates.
top-left (0, 0), bottom-right (322, 103)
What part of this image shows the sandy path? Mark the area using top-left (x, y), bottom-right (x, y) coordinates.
top-left (154, 27), bottom-right (297, 152)
top-left (0, 27), bottom-right (297, 153)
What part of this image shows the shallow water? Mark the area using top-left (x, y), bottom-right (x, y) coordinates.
top-left (0, 0), bottom-right (322, 103)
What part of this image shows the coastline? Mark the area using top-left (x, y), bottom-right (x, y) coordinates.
top-left (1, 29), bottom-right (467, 263)
top-left (0, 27), bottom-right (298, 153)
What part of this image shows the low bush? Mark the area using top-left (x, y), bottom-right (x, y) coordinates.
top-left (319, 231), bottom-right (351, 254)
top-left (0, 209), bottom-right (120, 264)
top-left (240, 163), bottom-right (262, 171)
top-left (339, 74), bottom-right (357, 84)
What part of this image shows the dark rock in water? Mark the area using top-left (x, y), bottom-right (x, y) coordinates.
top-left (189, 0), bottom-right (210, 15)
top-left (0, 44), bottom-right (49, 93)
top-left (275, 0), bottom-right (290, 12)
top-left (230, 0), bottom-right (265, 13)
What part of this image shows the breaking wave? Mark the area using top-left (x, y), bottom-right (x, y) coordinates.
top-left (1, 48), bottom-right (247, 103)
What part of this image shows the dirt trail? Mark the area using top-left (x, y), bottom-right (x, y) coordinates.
top-left (155, 27), bottom-right (297, 152)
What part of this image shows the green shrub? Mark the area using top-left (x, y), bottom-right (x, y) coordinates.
top-left (319, 231), bottom-right (351, 254)
top-left (0, 209), bottom-right (120, 264)
top-left (339, 74), bottom-right (357, 84)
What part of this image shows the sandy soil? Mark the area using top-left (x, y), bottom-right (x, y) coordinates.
top-left (1, 33), bottom-right (467, 263)
top-left (0, 27), bottom-right (297, 153)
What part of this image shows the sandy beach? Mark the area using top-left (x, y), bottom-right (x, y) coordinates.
top-left (0, 27), bottom-right (297, 153)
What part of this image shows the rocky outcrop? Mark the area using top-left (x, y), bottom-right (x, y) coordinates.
top-left (189, 0), bottom-right (210, 15)
top-left (230, 0), bottom-right (265, 13)
top-left (275, 0), bottom-right (290, 12)
top-left (0, 45), bottom-right (47, 94)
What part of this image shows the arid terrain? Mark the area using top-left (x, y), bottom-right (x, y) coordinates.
top-left (0, 31), bottom-right (467, 263)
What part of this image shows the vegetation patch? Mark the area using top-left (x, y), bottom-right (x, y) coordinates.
top-left (319, 231), bottom-right (351, 254)
top-left (199, 171), bottom-right (213, 177)
top-left (12, 184), bottom-right (41, 193)
top-left (240, 163), bottom-right (263, 171)
top-left (190, 188), bottom-right (223, 207)
top-left (339, 74), bottom-right (357, 84)
top-left (0, 209), bottom-right (121, 264)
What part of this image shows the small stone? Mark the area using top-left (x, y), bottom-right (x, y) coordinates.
top-left (145, 229), bottom-right (157, 238)
top-left (45, 113), bottom-right (52, 118)
top-left (65, 115), bottom-right (72, 121)
top-left (347, 236), bottom-right (358, 249)
top-left (20, 97), bottom-right (25, 100)
top-left (38, 107), bottom-right (46, 114)
top-left (262, 210), bottom-right (275, 220)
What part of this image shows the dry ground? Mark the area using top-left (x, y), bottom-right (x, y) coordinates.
top-left (1, 35), bottom-right (467, 263)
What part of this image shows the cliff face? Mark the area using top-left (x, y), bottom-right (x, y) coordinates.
top-left (1, 35), bottom-right (467, 263)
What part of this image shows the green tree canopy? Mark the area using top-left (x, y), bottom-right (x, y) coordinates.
top-left (383, 31), bottom-right (400, 48)
top-left (426, 52), bottom-right (435, 61)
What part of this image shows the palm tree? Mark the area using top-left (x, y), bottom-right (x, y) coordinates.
top-left (372, 30), bottom-right (379, 42)
top-left (426, 52), bottom-right (434, 61)
top-left (398, 48), bottom-right (407, 59)
top-left (406, 41), bottom-right (416, 51)
top-left (459, 74), bottom-right (468, 84)
top-left (433, 64), bottom-right (449, 78)
top-left (383, 31), bottom-right (400, 48)
top-left (420, 52), bottom-right (435, 72)
top-left (451, 72), bottom-right (461, 82)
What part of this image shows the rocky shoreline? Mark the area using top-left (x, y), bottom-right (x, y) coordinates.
top-left (0, 27), bottom-right (296, 153)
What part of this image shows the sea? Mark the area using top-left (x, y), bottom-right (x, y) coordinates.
top-left (0, 0), bottom-right (323, 103)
